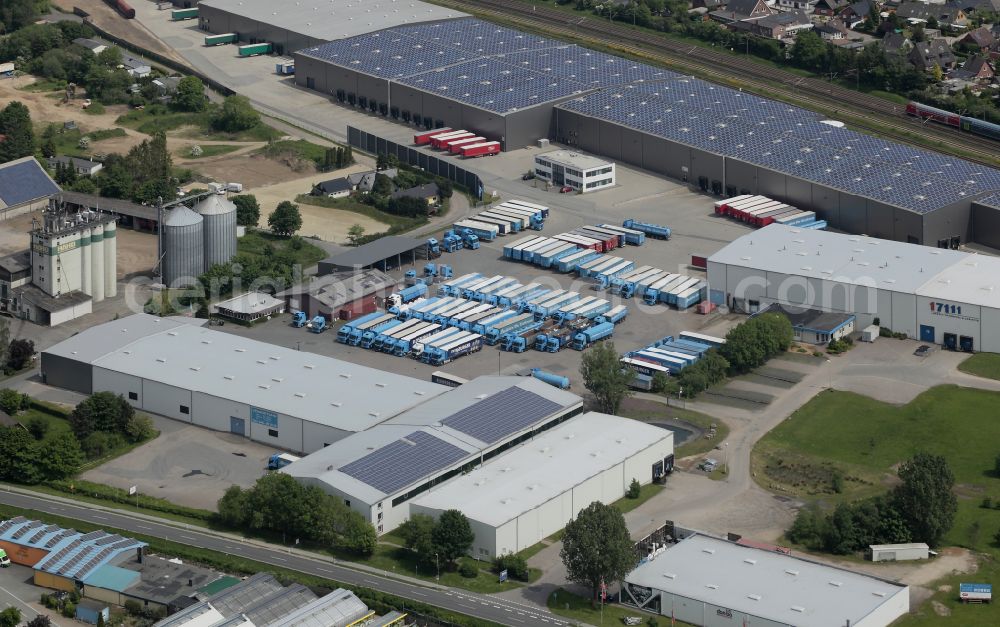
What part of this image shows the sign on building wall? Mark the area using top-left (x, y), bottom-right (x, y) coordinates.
top-left (250, 407), bottom-right (278, 428)
top-left (928, 301), bottom-right (980, 323)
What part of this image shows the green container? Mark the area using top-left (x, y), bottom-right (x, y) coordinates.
top-left (170, 8), bottom-right (198, 20)
top-left (205, 33), bottom-right (237, 46)
top-left (238, 43), bottom-right (272, 57)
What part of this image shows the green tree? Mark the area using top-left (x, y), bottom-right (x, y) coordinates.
top-left (38, 431), bottom-right (84, 480)
top-left (69, 391), bottom-right (135, 439)
top-left (268, 200), bottom-right (302, 236)
top-left (70, 177), bottom-right (98, 194)
top-left (580, 341), bottom-right (633, 414)
top-left (399, 513), bottom-right (437, 561)
top-left (0, 388), bottom-right (28, 415)
top-left (0, 101), bottom-right (35, 162)
top-left (560, 501), bottom-right (635, 604)
top-left (347, 223), bottom-right (366, 246)
top-left (7, 338), bottom-right (34, 371)
top-left (96, 46), bottom-right (123, 68)
top-left (341, 513), bottom-right (377, 556)
top-left (0, 426), bottom-right (40, 484)
top-left (432, 509), bottom-right (475, 565)
top-left (371, 172), bottom-right (393, 196)
top-left (626, 478), bottom-right (641, 499)
top-left (27, 615), bottom-right (52, 627)
top-left (232, 194), bottom-right (261, 227)
top-left (892, 452), bottom-right (957, 546)
top-left (124, 414), bottom-right (156, 442)
top-left (493, 552), bottom-right (530, 581)
top-left (789, 30), bottom-right (827, 70)
top-left (212, 95), bottom-right (260, 133)
top-left (0, 607), bottom-right (21, 627)
top-left (217, 484), bottom-right (250, 527)
top-left (0, 0), bottom-right (40, 33)
top-left (173, 76), bottom-right (206, 112)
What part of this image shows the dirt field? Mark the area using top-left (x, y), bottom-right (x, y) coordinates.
top-left (0, 76), bottom-right (129, 133)
top-left (51, 0), bottom-right (190, 67)
top-left (116, 228), bottom-right (158, 278)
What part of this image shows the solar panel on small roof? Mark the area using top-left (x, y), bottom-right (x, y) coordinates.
top-left (339, 430), bottom-right (467, 496)
top-left (0, 158), bottom-right (59, 207)
top-left (441, 386), bottom-right (563, 444)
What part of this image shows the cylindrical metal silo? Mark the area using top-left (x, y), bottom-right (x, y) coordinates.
top-left (81, 226), bottom-right (92, 297)
top-left (194, 194), bottom-right (238, 271)
top-left (162, 205), bottom-right (204, 287)
top-left (104, 219), bottom-right (117, 298)
top-left (91, 222), bottom-right (105, 303)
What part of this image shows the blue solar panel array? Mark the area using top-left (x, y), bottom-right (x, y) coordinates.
top-left (441, 386), bottom-right (563, 445)
top-left (298, 17), bottom-right (681, 113)
top-left (976, 193), bottom-right (1000, 209)
top-left (338, 430), bottom-right (468, 496)
top-left (557, 82), bottom-right (1000, 213)
top-left (0, 158), bottom-right (59, 208)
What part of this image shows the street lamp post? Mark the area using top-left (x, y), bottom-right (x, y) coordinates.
top-left (435, 553), bottom-right (440, 581)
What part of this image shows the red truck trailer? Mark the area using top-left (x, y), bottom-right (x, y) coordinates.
top-left (461, 141), bottom-right (501, 158)
top-left (413, 128), bottom-right (452, 145)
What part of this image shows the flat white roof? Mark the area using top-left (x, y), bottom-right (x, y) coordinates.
top-left (214, 292), bottom-right (284, 315)
top-left (43, 314), bottom-right (447, 433)
top-left (914, 254), bottom-right (1000, 310)
top-left (708, 224), bottom-right (966, 294)
top-left (626, 534), bottom-right (908, 627)
top-left (199, 0), bottom-right (467, 42)
top-left (869, 543), bottom-right (929, 550)
top-left (536, 150), bottom-right (612, 171)
top-left (411, 412), bottom-right (672, 527)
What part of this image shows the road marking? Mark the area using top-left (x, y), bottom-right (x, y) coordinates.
top-left (316, 567), bottom-right (333, 573)
top-left (271, 557), bottom-right (286, 562)
top-left (180, 535), bottom-right (196, 540)
top-left (410, 591), bottom-right (427, 597)
top-left (92, 515), bottom-right (108, 520)
top-left (137, 525), bottom-right (152, 530)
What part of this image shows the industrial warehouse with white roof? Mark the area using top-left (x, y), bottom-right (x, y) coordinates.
top-left (622, 534), bottom-right (909, 627)
top-left (708, 223), bottom-right (1000, 352)
top-left (40, 314), bottom-right (449, 453)
top-left (283, 376), bottom-right (583, 533)
top-left (410, 412), bottom-right (674, 558)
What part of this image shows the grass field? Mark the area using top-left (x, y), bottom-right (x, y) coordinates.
top-left (117, 106), bottom-right (281, 142)
top-left (958, 353), bottom-right (1000, 381)
top-left (296, 194), bottom-right (427, 233)
top-left (613, 483), bottom-right (664, 515)
top-left (236, 231), bottom-right (326, 268)
top-left (752, 385), bottom-right (1000, 625)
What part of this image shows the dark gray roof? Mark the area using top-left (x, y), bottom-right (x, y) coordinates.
top-left (60, 191), bottom-right (158, 221)
top-left (16, 285), bottom-right (91, 312)
top-left (48, 155), bottom-right (102, 171)
top-left (314, 178), bottom-right (352, 194)
top-left (763, 303), bottom-right (856, 332)
top-left (0, 250), bottom-right (30, 275)
top-left (391, 183), bottom-right (439, 200)
top-left (319, 236), bottom-right (425, 270)
top-left (72, 38), bottom-right (105, 51)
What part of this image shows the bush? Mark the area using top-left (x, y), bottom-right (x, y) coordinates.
top-left (627, 478), bottom-right (641, 499)
top-left (459, 562), bottom-right (478, 578)
top-left (80, 431), bottom-right (126, 459)
top-left (25, 417), bottom-right (49, 440)
top-left (0, 388), bottom-right (30, 415)
top-left (60, 603), bottom-right (74, 618)
top-left (493, 552), bottom-right (530, 581)
top-left (123, 600), bottom-right (142, 616)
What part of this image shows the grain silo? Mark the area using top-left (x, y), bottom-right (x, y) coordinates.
top-left (194, 194), bottom-right (237, 271)
top-left (162, 205), bottom-right (204, 287)
top-left (103, 219), bottom-right (116, 298)
top-left (91, 221), bottom-right (105, 303)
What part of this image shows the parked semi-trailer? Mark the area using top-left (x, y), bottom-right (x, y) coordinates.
top-left (426, 333), bottom-right (484, 365)
top-left (414, 128), bottom-right (452, 145)
top-left (429, 131), bottom-right (472, 149)
top-left (503, 236), bottom-right (543, 259)
top-left (447, 136), bottom-right (486, 153)
top-left (555, 249), bottom-right (601, 273)
top-left (238, 43), bottom-right (272, 57)
top-left (484, 313), bottom-right (540, 345)
top-left (205, 33), bottom-right (238, 46)
top-left (453, 220), bottom-right (499, 241)
top-left (460, 141), bottom-right (501, 158)
top-left (171, 7), bottom-right (198, 20)
top-left (502, 199), bottom-right (549, 218)
top-left (572, 321), bottom-right (615, 350)
top-left (598, 223), bottom-right (645, 246)
top-left (622, 219), bottom-right (671, 240)
top-left (605, 305), bottom-right (629, 324)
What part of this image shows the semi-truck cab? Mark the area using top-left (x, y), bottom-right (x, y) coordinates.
top-left (267, 453), bottom-right (300, 470)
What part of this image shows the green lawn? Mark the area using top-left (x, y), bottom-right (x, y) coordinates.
top-left (613, 483), bottom-right (664, 515)
top-left (19, 78), bottom-right (66, 92)
top-left (959, 353), bottom-right (1000, 381)
top-left (117, 107), bottom-right (281, 142)
top-left (296, 195), bottom-right (413, 232)
top-left (259, 139), bottom-right (337, 169)
top-left (752, 385), bottom-right (1000, 625)
top-left (236, 231), bottom-right (327, 267)
top-left (547, 587), bottom-right (691, 627)
top-left (182, 144), bottom-right (242, 159)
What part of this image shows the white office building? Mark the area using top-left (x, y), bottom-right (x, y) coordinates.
top-left (533, 150), bottom-right (615, 193)
top-left (410, 412), bottom-right (674, 558)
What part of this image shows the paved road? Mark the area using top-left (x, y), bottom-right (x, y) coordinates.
top-left (0, 490), bottom-right (569, 627)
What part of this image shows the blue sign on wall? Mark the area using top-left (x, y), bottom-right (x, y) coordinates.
top-left (251, 407), bottom-right (278, 428)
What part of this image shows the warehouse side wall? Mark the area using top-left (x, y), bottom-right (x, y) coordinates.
top-left (854, 586), bottom-right (909, 627)
top-left (972, 204), bottom-right (1000, 249)
top-left (40, 354), bottom-right (92, 394)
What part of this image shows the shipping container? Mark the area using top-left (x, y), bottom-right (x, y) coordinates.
top-left (238, 43), bottom-right (272, 57)
top-left (579, 226), bottom-right (625, 248)
top-left (205, 33), bottom-right (238, 46)
top-left (554, 233), bottom-right (602, 252)
top-left (275, 60), bottom-right (295, 75)
top-left (414, 128), bottom-right (452, 145)
top-left (573, 229), bottom-right (617, 252)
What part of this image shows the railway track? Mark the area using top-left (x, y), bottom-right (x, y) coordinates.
top-left (442, 0), bottom-right (1000, 167)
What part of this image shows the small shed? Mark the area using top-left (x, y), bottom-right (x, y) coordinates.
top-left (76, 599), bottom-right (110, 624)
top-left (860, 324), bottom-right (880, 342)
top-left (869, 543), bottom-right (929, 562)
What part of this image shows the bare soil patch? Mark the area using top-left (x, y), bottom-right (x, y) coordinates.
top-left (0, 76), bottom-right (127, 132)
top-left (116, 228), bottom-right (157, 278)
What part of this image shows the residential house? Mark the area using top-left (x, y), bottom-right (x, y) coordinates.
top-left (958, 25), bottom-right (996, 52)
top-left (814, 0), bottom-right (850, 16)
top-left (710, 0), bottom-right (775, 22)
top-left (776, 0), bottom-right (819, 12)
top-left (692, 0), bottom-right (727, 8)
top-left (950, 55), bottom-right (996, 82)
top-left (908, 37), bottom-right (959, 70)
top-left (816, 21), bottom-right (848, 38)
top-left (120, 55), bottom-right (151, 79)
top-left (390, 183), bottom-right (440, 207)
top-left (952, 0), bottom-right (1000, 13)
top-left (894, 2), bottom-right (967, 29)
top-left (72, 38), bottom-right (107, 55)
top-left (347, 168), bottom-right (398, 192)
top-left (730, 10), bottom-right (816, 38)
top-left (47, 155), bottom-right (103, 177)
top-left (882, 32), bottom-right (915, 56)
top-left (839, 0), bottom-right (875, 27)
top-left (311, 178), bottom-right (352, 199)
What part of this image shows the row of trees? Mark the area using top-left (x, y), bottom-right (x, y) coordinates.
top-left (788, 453), bottom-right (958, 553)
top-left (320, 145), bottom-right (354, 172)
top-left (398, 511), bottom-right (475, 571)
top-left (218, 473), bottom-right (376, 555)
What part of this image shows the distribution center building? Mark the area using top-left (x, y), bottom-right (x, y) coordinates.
top-left (708, 223), bottom-right (1000, 352)
top-left (283, 376), bottom-right (583, 534)
top-left (621, 533), bottom-right (909, 627)
top-left (410, 412), bottom-right (674, 558)
top-left (40, 314), bottom-right (448, 453)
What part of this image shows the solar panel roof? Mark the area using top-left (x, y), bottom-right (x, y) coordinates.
top-left (338, 430), bottom-right (468, 495)
top-left (976, 192), bottom-right (1000, 209)
top-left (0, 157), bottom-right (60, 208)
top-left (497, 45), bottom-right (682, 88)
top-left (299, 31), bottom-right (473, 79)
top-left (441, 386), bottom-right (564, 444)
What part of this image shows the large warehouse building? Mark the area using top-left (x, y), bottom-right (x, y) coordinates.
top-left (410, 412), bottom-right (674, 558)
top-left (708, 223), bottom-right (1000, 352)
top-left (621, 533), bottom-right (909, 627)
top-left (40, 314), bottom-right (448, 454)
top-left (197, 0), bottom-right (466, 56)
top-left (283, 376), bottom-right (583, 533)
